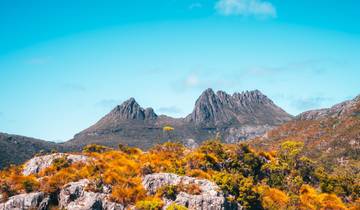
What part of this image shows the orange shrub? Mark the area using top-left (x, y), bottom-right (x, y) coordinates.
top-left (259, 186), bottom-right (289, 210)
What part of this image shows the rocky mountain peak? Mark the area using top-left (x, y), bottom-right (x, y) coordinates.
top-left (186, 88), bottom-right (231, 126)
top-left (232, 89), bottom-right (272, 105)
top-left (108, 98), bottom-right (157, 121)
top-left (186, 89), bottom-right (292, 127)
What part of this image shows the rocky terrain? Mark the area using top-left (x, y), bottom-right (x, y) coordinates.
top-left (1, 139), bottom-right (357, 209)
top-left (251, 94), bottom-right (360, 168)
top-left (66, 88), bottom-right (292, 150)
top-left (0, 151), bottom-right (240, 210)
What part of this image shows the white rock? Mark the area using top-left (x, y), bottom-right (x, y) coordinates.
top-left (22, 153), bottom-right (88, 176)
top-left (59, 179), bottom-right (123, 210)
top-left (0, 192), bottom-right (45, 210)
top-left (142, 173), bottom-right (240, 210)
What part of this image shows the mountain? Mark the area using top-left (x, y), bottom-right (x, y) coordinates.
top-left (0, 133), bottom-right (63, 168)
top-left (185, 89), bottom-right (291, 127)
top-left (250, 94), bottom-right (360, 169)
top-left (65, 88), bottom-right (293, 150)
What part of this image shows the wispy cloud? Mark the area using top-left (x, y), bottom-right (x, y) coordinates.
top-left (215, 0), bottom-right (276, 18)
top-left (157, 106), bottom-right (183, 115)
top-left (185, 74), bottom-right (200, 88)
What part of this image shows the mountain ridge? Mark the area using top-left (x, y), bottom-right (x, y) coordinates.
top-left (1, 90), bottom-right (359, 169)
top-left (67, 88), bottom-right (293, 149)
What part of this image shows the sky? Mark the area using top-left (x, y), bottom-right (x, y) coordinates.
top-left (1, 0), bottom-right (360, 142)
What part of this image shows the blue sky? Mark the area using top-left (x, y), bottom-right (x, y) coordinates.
top-left (1, 0), bottom-right (360, 141)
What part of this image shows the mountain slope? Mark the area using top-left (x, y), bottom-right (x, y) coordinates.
top-left (66, 88), bottom-right (293, 149)
top-left (250, 95), bottom-right (360, 169)
top-left (0, 133), bottom-right (63, 168)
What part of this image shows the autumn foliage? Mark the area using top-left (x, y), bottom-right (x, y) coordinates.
top-left (0, 140), bottom-right (358, 209)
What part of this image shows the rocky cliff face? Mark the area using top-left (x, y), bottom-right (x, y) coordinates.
top-left (67, 88), bottom-right (293, 150)
top-left (185, 89), bottom-right (292, 127)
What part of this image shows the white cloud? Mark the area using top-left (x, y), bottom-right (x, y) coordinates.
top-left (215, 0), bottom-right (276, 18)
top-left (185, 74), bottom-right (200, 88)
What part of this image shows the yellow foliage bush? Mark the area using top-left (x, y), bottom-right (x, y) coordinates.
top-left (259, 186), bottom-right (289, 210)
top-left (299, 185), bottom-right (347, 210)
top-left (0, 141), bottom-right (358, 209)
top-left (166, 203), bottom-right (188, 210)
top-left (135, 197), bottom-right (163, 210)
top-left (163, 126), bottom-right (175, 131)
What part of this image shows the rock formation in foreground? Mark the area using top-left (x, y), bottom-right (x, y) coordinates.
top-left (0, 152), bottom-right (239, 210)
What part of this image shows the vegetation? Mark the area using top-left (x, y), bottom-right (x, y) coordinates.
top-left (163, 126), bottom-right (175, 132)
top-left (0, 140), bottom-right (358, 209)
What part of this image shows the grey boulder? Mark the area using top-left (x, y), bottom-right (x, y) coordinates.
top-left (142, 173), bottom-right (240, 210)
top-left (59, 179), bottom-right (123, 210)
top-left (0, 192), bottom-right (46, 210)
top-left (22, 153), bottom-right (88, 176)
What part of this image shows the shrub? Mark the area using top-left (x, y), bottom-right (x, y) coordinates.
top-left (213, 172), bottom-right (261, 209)
top-left (299, 184), bottom-right (347, 210)
top-left (83, 144), bottom-right (109, 153)
top-left (278, 141), bottom-right (304, 167)
top-left (163, 126), bottom-right (175, 132)
top-left (166, 203), bottom-right (188, 210)
top-left (259, 186), bottom-right (289, 210)
top-left (111, 184), bottom-right (146, 206)
top-left (136, 198), bottom-right (163, 210)
top-left (157, 185), bottom-right (178, 200)
top-left (22, 177), bottom-right (39, 193)
top-left (52, 156), bottom-right (71, 171)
